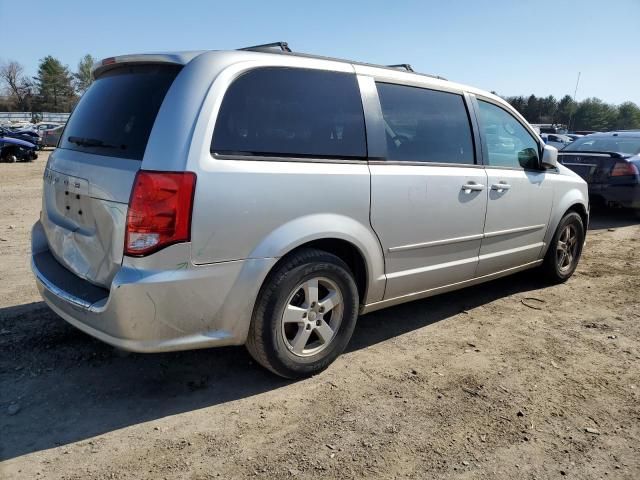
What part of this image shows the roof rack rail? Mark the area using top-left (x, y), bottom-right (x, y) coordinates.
top-left (387, 64), bottom-right (414, 72)
top-left (235, 46), bottom-right (447, 81)
top-left (239, 41), bottom-right (292, 53)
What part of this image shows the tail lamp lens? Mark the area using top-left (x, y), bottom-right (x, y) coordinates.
top-left (611, 161), bottom-right (639, 177)
top-left (125, 171), bottom-right (196, 256)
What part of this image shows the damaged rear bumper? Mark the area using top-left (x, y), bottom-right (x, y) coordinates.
top-left (31, 221), bottom-right (276, 352)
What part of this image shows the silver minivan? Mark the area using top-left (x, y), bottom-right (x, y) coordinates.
top-left (31, 43), bottom-right (589, 378)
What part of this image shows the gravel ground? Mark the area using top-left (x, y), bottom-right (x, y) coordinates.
top-left (1, 152), bottom-right (639, 479)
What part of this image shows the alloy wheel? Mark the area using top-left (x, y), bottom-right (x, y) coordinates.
top-left (556, 224), bottom-right (579, 273)
top-left (280, 277), bottom-right (344, 357)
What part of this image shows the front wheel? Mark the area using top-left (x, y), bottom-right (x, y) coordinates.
top-left (541, 211), bottom-right (585, 283)
top-left (246, 248), bottom-right (359, 379)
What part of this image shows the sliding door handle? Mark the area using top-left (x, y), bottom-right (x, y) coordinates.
top-left (461, 182), bottom-right (485, 193)
top-left (491, 182), bottom-right (512, 192)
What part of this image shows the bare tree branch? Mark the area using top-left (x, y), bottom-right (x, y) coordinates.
top-left (0, 60), bottom-right (33, 110)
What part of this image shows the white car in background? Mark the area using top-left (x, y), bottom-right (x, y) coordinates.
top-left (542, 133), bottom-right (573, 150)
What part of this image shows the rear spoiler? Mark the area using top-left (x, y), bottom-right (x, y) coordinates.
top-left (558, 150), bottom-right (627, 159)
top-left (92, 52), bottom-right (202, 78)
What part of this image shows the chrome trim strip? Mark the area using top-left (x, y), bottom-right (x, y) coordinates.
top-left (31, 258), bottom-right (93, 309)
top-left (478, 242), bottom-right (544, 261)
top-left (211, 153), bottom-right (367, 164)
top-left (483, 165), bottom-right (543, 172)
top-left (388, 233), bottom-right (483, 252)
top-left (483, 224), bottom-right (546, 239)
top-left (558, 152), bottom-right (614, 157)
top-left (560, 162), bottom-right (598, 167)
top-left (389, 225), bottom-right (545, 252)
top-left (386, 256), bottom-right (478, 279)
top-left (368, 160), bottom-right (484, 168)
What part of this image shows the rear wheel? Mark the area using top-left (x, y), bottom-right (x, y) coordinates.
top-left (246, 248), bottom-right (359, 379)
top-left (541, 212), bottom-right (584, 283)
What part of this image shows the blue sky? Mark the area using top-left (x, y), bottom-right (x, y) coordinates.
top-left (1, 0), bottom-right (638, 104)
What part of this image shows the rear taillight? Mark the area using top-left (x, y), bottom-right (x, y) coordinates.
top-left (611, 161), bottom-right (639, 177)
top-left (125, 171), bottom-right (196, 256)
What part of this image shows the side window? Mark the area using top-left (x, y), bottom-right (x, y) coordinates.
top-left (477, 100), bottom-right (540, 169)
top-left (212, 68), bottom-right (366, 159)
top-left (376, 82), bottom-right (475, 164)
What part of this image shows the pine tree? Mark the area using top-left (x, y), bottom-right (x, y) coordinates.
top-left (33, 56), bottom-right (76, 112)
top-left (74, 54), bottom-right (96, 94)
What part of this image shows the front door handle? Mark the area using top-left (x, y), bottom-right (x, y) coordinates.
top-left (491, 182), bottom-right (512, 192)
top-left (461, 182), bottom-right (485, 193)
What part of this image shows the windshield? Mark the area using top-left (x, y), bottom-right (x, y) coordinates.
top-left (563, 136), bottom-right (640, 155)
top-left (59, 64), bottom-right (181, 160)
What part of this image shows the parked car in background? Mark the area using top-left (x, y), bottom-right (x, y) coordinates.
top-left (558, 131), bottom-right (640, 214)
top-left (0, 126), bottom-right (42, 147)
top-left (565, 134), bottom-right (584, 142)
top-left (533, 124), bottom-right (568, 134)
top-left (541, 133), bottom-right (572, 149)
top-left (31, 45), bottom-right (589, 378)
top-left (10, 127), bottom-right (43, 149)
top-left (41, 125), bottom-right (64, 147)
top-left (0, 136), bottom-right (38, 162)
top-left (35, 122), bottom-right (63, 132)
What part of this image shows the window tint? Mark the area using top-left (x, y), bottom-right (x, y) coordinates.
top-left (376, 82), bottom-right (475, 164)
top-left (477, 100), bottom-right (540, 169)
top-left (212, 68), bottom-right (366, 159)
top-left (60, 64), bottom-right (181, 161)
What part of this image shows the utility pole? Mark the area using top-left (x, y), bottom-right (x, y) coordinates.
top-left (568, 72), bottom-right (581, 131)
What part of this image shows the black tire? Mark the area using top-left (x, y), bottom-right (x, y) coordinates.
top-left (246, 248), bottom-right (359, 379)
top-left (541, 211), bottom-right (584, 283)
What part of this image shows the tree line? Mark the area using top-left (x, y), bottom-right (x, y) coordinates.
top-left (0, 55), bottom-right (95, 113)
top-left (2, 55), bottom-right (640, 132)
top-left (501, 93), bottom-right (640, 131)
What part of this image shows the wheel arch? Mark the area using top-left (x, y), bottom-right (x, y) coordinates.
top-left (248, 214), bottom-right (386, 305)
top-left (541, 187), bottom-right (589, 258)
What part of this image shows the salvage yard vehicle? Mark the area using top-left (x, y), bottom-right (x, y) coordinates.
top-left (0, 135), bottom-right (38, 162)
top-left (0, 126), bottom-right (42, 147)
top-left (41, 125), bottom-right (64, 148)
top-left (541, 133), bottom-right (572, 149)
top-left (559, 131), bottom-right (640, 214)
top-left (31, 43), bottom-right (589, 378)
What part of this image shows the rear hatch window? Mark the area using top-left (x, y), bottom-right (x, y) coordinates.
top-left (59, 64), bottom-right (181, 161)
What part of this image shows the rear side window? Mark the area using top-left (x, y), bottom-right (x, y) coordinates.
top-left (376, 82), bottom-right (475, 164)
top-left (60, 64), bottom-right (181, 161)
top-left (212, 68), bottom-right (366, 159)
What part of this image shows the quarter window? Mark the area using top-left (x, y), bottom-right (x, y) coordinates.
top-left (477, 100), bottom-right (540, 169)
top-left (212, 68), bottom-right (366, 159)
top-left (376, 82), bottom-right (475, 164)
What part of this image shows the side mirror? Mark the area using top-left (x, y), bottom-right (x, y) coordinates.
top-left (541, 144), bottom-right (558, 169)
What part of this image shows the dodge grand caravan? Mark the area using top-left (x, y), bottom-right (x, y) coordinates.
top-left (31, 43), bottom-right (589, 378)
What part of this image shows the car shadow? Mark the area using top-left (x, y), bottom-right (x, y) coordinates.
top-left (0, 270), bottom-right (546, 461)
top-left (588, 208), bottom-right (639, 231)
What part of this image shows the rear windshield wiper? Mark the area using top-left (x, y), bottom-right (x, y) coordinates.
top-left (68, 136), bottom-right (126, 150)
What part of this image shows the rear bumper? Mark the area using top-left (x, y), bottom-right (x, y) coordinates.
top-left (591, 182), bottom-right (640, 209)
top-left (31, 221), bottom-right (277, 352)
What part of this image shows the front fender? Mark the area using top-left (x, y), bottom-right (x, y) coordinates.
top-left (541, 184), bottom-right (589, 257)
top-left (248, 213), bottom-right (386, 303)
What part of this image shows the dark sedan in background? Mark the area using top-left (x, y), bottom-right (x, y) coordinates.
top-left (559, 131), bottom-right (640, 215)
top-left (40, 125), bottom-right (64, 147)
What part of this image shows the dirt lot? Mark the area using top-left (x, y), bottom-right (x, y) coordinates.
top-left (1, 152), bottom-right (639, 479)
